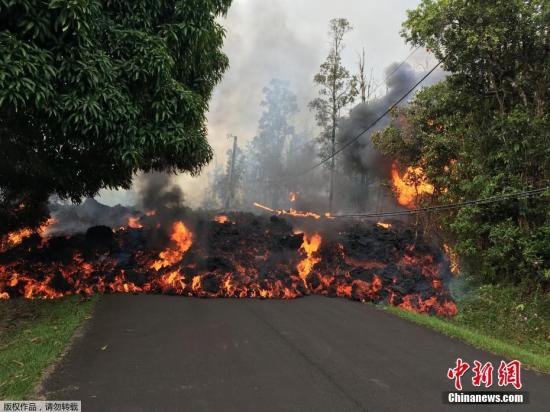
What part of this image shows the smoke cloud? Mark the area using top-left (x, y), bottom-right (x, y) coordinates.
top-left (96, 0), bottom-right (438, 209)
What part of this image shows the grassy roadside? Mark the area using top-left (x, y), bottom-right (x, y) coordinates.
top-left (0, 296), bottom-right (97, 399)
top-left (381, 301), bottom-right (550, 374)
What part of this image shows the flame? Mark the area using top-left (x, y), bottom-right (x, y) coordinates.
top-left (150, 221), bottom-right (193, 271)
top-left (391, 162), bottom-right (434, 208)
top-left (377, 222), bottom-right (392, 229)
top-left (146, 210), bottom-right (157, 217)
top-left (253, 203), bottom-right (325, 220)
top-left (0, 214), bottom-right (458, 317)
top-left (297, 233), bottom-right (322, 286)
top-left (128, 217), bottom-right (143, 229)
top-left (253, 202), bottom-right (275, 213)
top-left (289, 192), bottom-right (298, 202)
top-left (443, 243), bottom-right (460, 274)
top-left (37, 218), bottom-right (57, 238)
top-left (158, 270), bottom-right (186, 294)
top-left (191, 275), bottom-right (201, 291)
top-left (288, 209), bottom-right (321, 220)
top-left (399, 294), bottom-right (457, 317)
top-left (1, 218), bottom-right (58, 252)
top-left (214, 215), bottom-right (229, 224)
top-left (7, 228), bottom-right (33, 246)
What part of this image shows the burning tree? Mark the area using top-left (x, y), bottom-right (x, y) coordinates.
top-left (0, 0), bottom-right (232, 235)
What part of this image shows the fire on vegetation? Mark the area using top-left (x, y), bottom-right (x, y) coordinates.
top-left (391, 162), bottom-right (434, 208)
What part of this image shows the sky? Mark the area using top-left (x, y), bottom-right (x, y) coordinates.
top-left (98, 0), bottom-right (428, 207)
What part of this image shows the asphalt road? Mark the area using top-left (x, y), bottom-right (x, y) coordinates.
top-left (41, 295), bottom-right (550, 411)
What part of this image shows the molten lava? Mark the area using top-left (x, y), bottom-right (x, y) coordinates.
top-left (128, 217), bottom-right (143, 229)
top-left (214, 215), bottom-right (229, 224)
top-left (391, 162), bottom-right (434, 208)
top-left (0, 212), bottom-right (458, 317)
top-left (150, 221), bottom-right (193, 271)
top-left (6, 228), bottom-right (33, 248)
top-left (254, 202), bottom-right (325, 220)
top-left (297, 233), bottom-right (322, 286)
top-left (1, 218), bottom-right (57, 252)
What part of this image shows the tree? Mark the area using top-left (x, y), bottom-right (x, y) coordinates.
top-left (309, 18), bottom-right (358, 212)
top-left (212, 145), bottom-right (245, 209)
top-left (373, 0), bottom-right (550, 288)
top-left (0, 0), bottom-right (232, 234)
top-left (247, 79), bottom-right (298, 208)
top-left (357, 48), bottom-right (374, 104)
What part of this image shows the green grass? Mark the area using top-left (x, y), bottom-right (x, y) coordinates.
top-left (382, 303), bottom-right (550, 374)
top-left (0, 296), bottom-right (97, 399)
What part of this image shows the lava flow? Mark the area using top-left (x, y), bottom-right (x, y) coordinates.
top-left (0, 211), bottom-right (457, 317)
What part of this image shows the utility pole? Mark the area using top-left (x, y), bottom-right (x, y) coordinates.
top-left (224, 134), bottom-right (238, 210)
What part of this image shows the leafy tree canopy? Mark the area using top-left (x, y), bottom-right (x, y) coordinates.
top-left (373, 0), bottom-right (550, 287)
top-left (0, 0), bottom-right (232, 233)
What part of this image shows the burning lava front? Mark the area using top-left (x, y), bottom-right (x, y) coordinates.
top-left (0, 210), bottom-right (457, 317)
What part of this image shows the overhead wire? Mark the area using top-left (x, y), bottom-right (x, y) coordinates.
top-left (253, 187), bottom-right (548, 220)
top-left (271, 58), bottom-right (442, 183)
top-left (284, 46), bottom-right (422, 155)
top-left (330, 187), bottom-right (549, 219)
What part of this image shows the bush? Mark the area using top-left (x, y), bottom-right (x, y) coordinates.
top-left (455, 284), bottom-right (550, 353)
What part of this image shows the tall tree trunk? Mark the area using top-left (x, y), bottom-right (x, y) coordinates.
top-left (329, 117), bottom-right (336, 212)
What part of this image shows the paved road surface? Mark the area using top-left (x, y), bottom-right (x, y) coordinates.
top-left (42, 295), bottom-right (550, 411)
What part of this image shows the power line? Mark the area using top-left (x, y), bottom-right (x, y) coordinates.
top-left (252, 187), bottom-right (548, 220)
top-left (273, 60), bottom-right (442, 183)
top-left (286, 46), bottom-right (422, 154)
top-left (330, 187), bottom-right (549, 219)
top-left (369, 46), bottom-right (421, 98)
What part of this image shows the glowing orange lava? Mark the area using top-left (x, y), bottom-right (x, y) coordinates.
top-left (150, 221), bottom-right (193, 271)
top-left (297, 233), bottom-right (322, 286)
top-left (253, 203), bottom-right (325, 220)
top-left (1, 218), bottom-right (58, 252)
top-left (443, 243), bottom-right (460, 274)
top-left (391, 162), bottom-right (434, 208)
top-left (7, 228), bottom-right (33, 247)
top-left (0, 214), bottom-right (457, 317)
top-left (215, 215), bottom-right (229, 224)
top-left (128, 217), bottom-right (143, 229)
top-left (377, 222), bottom-right (392, 229)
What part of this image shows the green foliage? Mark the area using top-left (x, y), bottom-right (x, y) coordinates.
top-left (455, 284), bottom-right (550, 353)
top-left (384, 284), bottom-right (550, 372)
top-left (0, 295), bottom-right (97, 399)
top-left (0, 0), bottom-right (232, 234)
top-left (373, 0), bottom-right (550, 287)
top-left (309, 18), bottom-right (358, 158)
